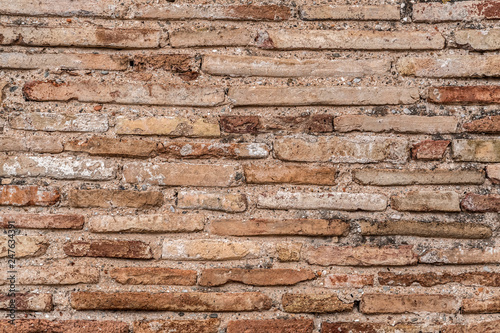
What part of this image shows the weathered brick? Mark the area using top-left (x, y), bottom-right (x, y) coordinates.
top-left (244, 164), bottom-right (336, 185)
top-left (462, 297), bottom-right (500, 314)
top-left (0, 0), bottom-right (125, 17)
top-left (391, 191), bottom-right (461, 212)
top-left (378, 271), bottom-right (500, 287)
top-left (68, 189), bottom-right (163, 208)
top-left (414, 1), bottom-right (500, 22)
top-left (2, 264), bottom-right (100, 285)
top-left (0, 214), bottom-right (83, 229)
top-left (0, 26), bottom-right (160, 48)
top-left (133, 54), bottom-right (199, 73)
top-left (159, 142), bottom-right (269, 159)
top-left (115, 116), bottom-right (220, 137)
top-left (203, 55), bottom-right (389, 77)
top-left (419, 247), bottom-right (500, 264)
top-left (0, 186), bottom-right (60, 206)
top-left (463, 115), bottom-right (500, 133)
top-left (0, 293), bottom-right (52, 312)
top-left (324, 274), bottom-right (374, 289)
top-left (0, 236), bottom-right (48, 258)
top-left (209, 218), bottom-right (349, 237)
top-left (227, 319), bottom-right (314, 333)
top-left (443, 320), bottom-right (500, 333)
top-left (220, 116), bottom-right (260, 134)
top-left (135, 319), bottom-right (219, 333)
top-left (177, 191), bottom-right (247, 212)
top-left (24, 81), bottom-right (225, 106)
top-left (282, 294), bottom-right (353, 313)
top-left (198, 268), bottom-right (315, 287)
top-left (228, 87), bottom-right (419, 106)
top-left (487, 164), bottom-right (500, 183)
top-left (359, 220), bottom-right (491, 239)
top-left (258, 191), bottom-right (387, 211)
top-left (256, 30), bottom-right (444, 50)
top-left (0, 320), bottom-right (129, 333)
top-left (429, 86), bottom-right (500, 104)
top-left (64, 240), bottom-right (153, 259)
top-left (276, 242), bottom-right (302, 262)
top-left (0, 136), bottom-right (27, 151)
top-left (334, 115), bottom-right (457, 133)
top-left (110, 267), bottom-right (196, 285)
top-left (354, 169), bottom-right (484, 186)
top-left (89, 214), bottom-right (204, 233)
top-left (461, 193), bottom-right (500, 212)
top-left (26, 135), bottom-right (64, 153)
top-left (301, 4), bottom-right (400, 20)
top-left (274, 135), bottom-right (407, 163)
top-left (412, 140), bottom-right (450, 160)
top-left (162, 239), bottom-right (262, 261)
top-left (0, 52), bottom-right (128, 70)
top-left (170, 28), bottom-right (255, 48)
top-left (9, 112), bottom-right (108, 132)
top-left (71, 291), bottom-right (271, 311)
top-left (456, 29), bottom-right (500, 51)
top-left (220, 115), bottom-right (334, 134)
top-left (361, 294), bottom-right (458, 314)
top-left (0, 155), bottom-right (116, 180)
top-left (65, 137), bottom-right (158, 158)
top-left (322, 323), bottom-right (437, 333)
top-left (453, 139), bottom-right (500, 162)
top-left (123, 162), bottom-right (242, 187)
top-left (305, 245), bottom-right (417, 266)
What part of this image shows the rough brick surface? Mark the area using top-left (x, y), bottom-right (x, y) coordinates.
top-left (455, 29), bottom-right (500, 51)
top-left (134, 319), bottom-right (220, 333)
top-left (334, 115), bottom-right (457, 133)
top-left (89, 214), bottom-right (204, 233)
top-left (301, 5), bottom-right (400, 20)
top-left (398, 56), bottom-right (500, 78)
top-left (110, 267), bottom-right (196, 285)
top-left (244, 164), bottom-right (336, 185)
top-left (162, 239), bottom-right (262, 261)
top-left (282, 294), bottom-right (353, 313)
top-left (115, 116), bottom-right (220, 137)
top-left (360, 294), bottom-right (459, 314)
top-left (199, 268), bottom-right (315, 287)
top-left (0, 214), bottom-right (84, 229)
top-left (10, 112), bottom-right (108, 132)
top-left (463, 116), bottom-right (500, 133)
top-left (68, 189), bottom-right (163, 208)
top-left (461, 193), bottom-right (500, 212)
top-left (411, 140), bottom-right (450, 160)
top-left (413, 1), bottom-right (500, 22)
top-left (487, 164), bottom-right (500, 183)
top-left (391, 191), bottom-right (461, 212)
top-left (64, 240), bottom-right (153, 259)
top-left (354, 169), bottom-right (484, 186)
top-left (453, 139), bottom-right (500, 162)
top-left (227, 319), bottom-right (314, 333)
top-left (0, 320), bottom-right (129, 333)
top-left (0, 186), bottom-right (59, 206)
top-left (0, 293), bottom-right (52, 312)
top-left (177, 191), bottom-right (247, 212)
top-left (378, 272), bottom-right (500, 287)
top-left (0, 236), bottom-right (48, 258)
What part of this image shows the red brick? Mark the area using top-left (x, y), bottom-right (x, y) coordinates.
top-left (244, 164), bottom-right (336, 185)
top-left (227, 319), bottom-right (314, 333)
top-left (429, 86), bottom-right (500, 104)
top-left (462, 297), bottom-right (500, 314)
top-left (220, 115), bottom-right (334, 134)
top-left (487, 164), bottom-right (500, 184)
top-left (0, 293), bottom-right (52, 312)
top-left (443, 320), bottom-right (500, 333)
top-left (198, 268), bottom-right (315, 287)
top-left (68, 189), bottom-right (163, 208)
top-left (220, 116), bottom-right (260, 134)
top-left (378, 271), bottom-right (500, 287)
top-left (463, 115), bottom-right (500, 133)
top-left (134, 319), bottom-right (220, 333)
top-left (110, 267), bottom-right (196, 285)
top-left (0, 214), bottom-right (83, 229)
top-left (324, 274), bottom-right (374, 289)
top-left (361, 294), bottom-right (459, 314)
top-left (322, 323), bottom-right (431, 333)
top-left (282, 294), bottom-right (353, 313)
top-left (63, 240), bottom-right (153, 259)
top-left (0, 320), bottom-right (129, 333)
top-left (0, 186), bottom-right (60, 206)
top-left (411, 140), bottom-right (450, 160)
top-left (461, 193), bottom-right (500, 212)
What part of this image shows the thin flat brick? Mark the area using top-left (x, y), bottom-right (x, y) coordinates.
top-left (322, 323), bottom-right (436, 333)
top-left (0, 136), bottom-right (27, 151)
top-left (324, 274), bottom-right (374, 289)
top-left (68, 189), bottom-right (163, 208)
top-left (0, 320), bottom-right (129, 333)
top-left (24, 81), bottom-right (225, 106)
top-left (220, 115), bottom-right (334, 134)
top-left (0, 293), bottom-right (52, 312)
top-left (89, 214), bottom-right (204, 233)
top-left (71, 291), bottom-right (272, 311)
top-left (301, 5), bottom-right (400, 20)
top-left (419, 247), bottom-right (500, 264)
top-left (354, 169), bottom-right (484, 186)
top-left (305, 245), bottom-right (418, 266)
top-left (414, 1), bottom-right (500, 22)
top-left (0, 186), bottom-right (60, 206)
top-left (378, 271), bottom-right (500, 288)
top-left (462, 297), bottom-right (500, 314)
top-left (115, 116), bottom-right (220, 137)
top-left (334, 115), bottom-right (457, 133)
top-left (276, 242), bottom-right (302, 262)
top-left (412, 140), bottom-right (450, 160)
top-left (487, 164), bottom-right (500, 184)
top-left (257, 191), bottom-right (388, 211)
top-left (198, 268), bottom-right (315, 287)
top-left (360, 294), bottom-right (459, 314)
top-left (0, 0), bottom-right (125, 17)
top-left (429, 86), bottom-right (500, 104)
top-left (228, 87), bottom-right (419, 106)
top-left (455, 29), bottom-right (500, 51)
top-left (461, 193), bottom-right (500, 212)
top-left (6, 264), bottom-right (99, 285)
top-left (170, 28), bottom-right (255, 48)
top-left (9, 112), bottom-right (108, 132)
top-left (244, 164), bottom-right (336, 185)
top-left (220, 116), bottom-right (260, 134)
top-left (177, 190), bottom-right (247, 212)
top-left (135, 319), bottom-right (220, 333)
top-left (159, 142), bottom-right (269, 159)
top-left (26, 135), bottom-right (64, 153)
top-left (452, 139), bottom-right (500, 162)
top-left (65, 137), bottom-right (158, 158)
top-left (227, 319), bottom-right (314, 333)
top-left (0, 214), bottom-right (84, 229)
top-left (162, 239), bottom-right (262, 261)
top-left (0, 236), bottom-right (48, 258)
top-left (463, 115), bottom-right (500, 133)
top-left (110, 267), bottom-right (196, 285)
top-left (443, 320), bottom-right (500, 333)
top-left (391, 191), bottom-right (461, 212)
top-left (64, 240), bottom-right (153, 259)
top-left (282, 294), bottom-right (353, 313)
top-left (133, 54), bottom-right (199, 73)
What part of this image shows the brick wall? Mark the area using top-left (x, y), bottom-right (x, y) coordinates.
top-left (0, 0), bottom-right (500, 332)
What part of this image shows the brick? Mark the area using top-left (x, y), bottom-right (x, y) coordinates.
top-left (274, 135), bottom-right (407, 163)
top-left (398, 55), bottom-right (500, 78)
top-left (0, 0), bottom-right (124, 17)
top-left (0, 155), bottom-right (116, 180)
top-left (177, 191), bottom-right (247, 212)
top-left (27, 135), bottom-right (64, 153)
top-left (209, 218), bottom-right (349, 237)
top-left (23, 81), bottom-right (225, 106)
top-left (65, 137), bottom-right (158, 158)
top-left (159, 142), bottom-right (269, 159)
top-left (361, 294), bottom-right (458, 314)
top-left (322, 323), bottom-right (437, 333)
top-left (9, 112), bottom-right (108, 132)
top-left (110, 267), bottom-right (196, 285)
top-left (0, 26), bottom-right (160, 48)
top-left (306, 245), bottom-right (417, 266)
top-left (135, 319), bottom-right (219, 333)
top-left (0, 186), bottom-right (60, 206)
top-left (0, 320), bottom-right (129, 333)
top-left (429, 86), bottom-right (500, 104)
top-left (64, 240), bottom-right (153, 259)
top-left (123, 162), bottom-right (242, 187)
top-left (203, 54), bottom-right (390, 77)
top-left (462, 297), bottom-right (500, 314)
top-left (228, 87), bottom-right (419, 106)
top-left (89, 214), bottom-right (204, 233)
top-left (0, 136), bottom-right (27, 151)
top-left (455, 29), bottom-right (500, 51)
top-left (0, 236), bottom-right (48, 258)
top-left (282, 294), bottom-right (353, 313)
top-left (257, 191), bottom-right (387, 211)
top-left (391, 191), bottom-right (461, 212)
top-left (133, 54), bottom-right (199, 73)
top-left (453, 139), bottom-right (500, 162)
top-left (198, 268), bottom-right (315, 287)
top-left (170, 28), bottom-right (255, 48)
top-left (162, 239), bottom-right (261, 261)
top-left (227, 319), bottom-right (314, 333)
top-left (0, 293), bottom-right (52, 312)
top-left (414, 1), bottom-right (500, 22)
top-left (378, 271), bottom-right (500, 288)
top-left (324, 274), bottom-right (374, 289)
top-left (276, 242), bottom-right (302, 262)
top-left (115, 116), bottom-right (220, 137)
top-left (244, 164), bottom-right (336, 185)
top-left (419, 247), bottom-right (500, 264)
top-left (71, 291), bottom-right (271, 311)
top-left (359, 220), bottom-right (491, 239)
top-left (68, 189), bottom-right (163, 208)
top-left (220, 115), bottom-right (334, 134)
top-left (487, 164), bottom-right (500, 183)
top-left (463, 115), bottom-right (500, 133)
top-left (412, 140), bottom-right (450, 160)
top-left (354, 169), bottom-right (484, 186)
top-left (0, 52), bottom-right (128, 70)
top-left (4, 264), bottom-right (100, 285)
top-left (0, 214), bottom-right (83, 229)
top-left (256, 30), bottom-right (445, 50)
top-left (443, 321), bottom-right (500, 333)
top-left (220, 116), bottom-right (260, 134)
top-left (300, 5), bottom-right (400, 20)
top-left (334, 115), bottom-right (457, 133)
top-left (461, 193), bottom-right (500, 212)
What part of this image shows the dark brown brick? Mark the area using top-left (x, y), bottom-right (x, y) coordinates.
top-left (379, 271), bottom-right (500, 287)
top-left (0, 320), bottom-right (129, 333)
top-left (63, 240), bottom-right (153, 259)
top-left (227, 319), bottom-right (314, 333)
top-left (134, 319), bottom-right (220, 333)
top-left (411, 140), bottom-right (450, 160)
top-left (198, 268), bottom-right (315, 287)
top-left (429, 86), bottom-right (500, 104)
top-left (461, 193), bottom-right (500, 212)
top-left (282, 294), bottom-right (353, 313)
top-left (68, 189), bottom-right (164, 208)
top-left (220, 116), bottom-right (260, 134)
top-left (463, 115), bottom-right (500, 133)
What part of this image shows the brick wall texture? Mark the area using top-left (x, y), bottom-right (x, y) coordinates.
top-left (1, 0), bottom-right (500, 332)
